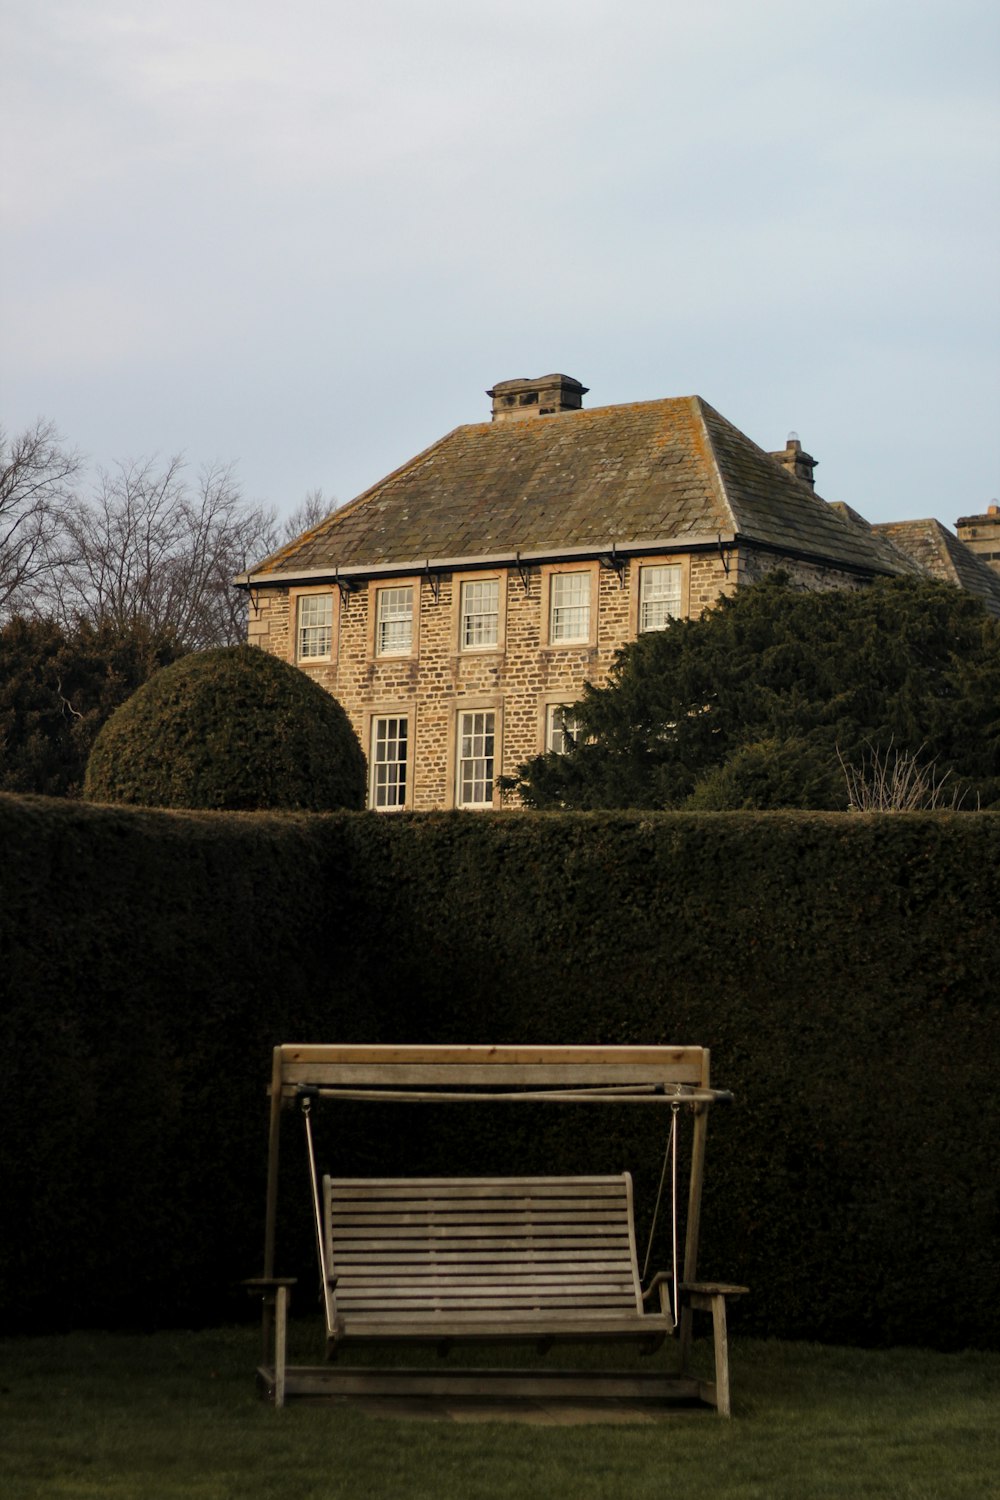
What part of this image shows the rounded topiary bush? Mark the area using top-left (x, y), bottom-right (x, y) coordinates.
top-left (84, 645), bottom-right (366, 810)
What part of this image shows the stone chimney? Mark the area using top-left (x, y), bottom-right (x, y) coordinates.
top-left (487, 374), bottom-right (588, 422)
top-left (770, 432), bottom-right (818, 489)
top-left (955, 503), bottom-right (1000, 576)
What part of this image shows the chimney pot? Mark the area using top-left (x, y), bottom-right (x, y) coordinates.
top-left (487, 374), bottom-right (588, 422)
top-left (771, 434), bottom-right (818, 490)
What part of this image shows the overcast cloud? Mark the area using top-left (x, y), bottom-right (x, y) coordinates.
top-left (3, 0), bottom-right (998, 532)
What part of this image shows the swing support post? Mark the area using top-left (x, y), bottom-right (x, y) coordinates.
top-left (679, 1099), bottom-right (709, 1369)
top-left (245, 1047), bottom-right (296, 1384)
top-left (263, 1046), bottom-right (284, 1280)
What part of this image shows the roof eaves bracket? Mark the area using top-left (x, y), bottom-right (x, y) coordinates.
top-left (424, 561), bottom-right (442, 605)
top-left (598, 546), bottom-right (628, 589)
top-left (717, 535), bottom-right (733, 577)
top-left (515, 552), bottom-right (531, 594)
top-left (335, 571), bottom-right (357, 606)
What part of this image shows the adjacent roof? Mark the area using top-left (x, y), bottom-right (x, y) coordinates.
top-left (249, 396), bottom-right (915, 582)
top-left (873, 519), bottom-right (1000, 616)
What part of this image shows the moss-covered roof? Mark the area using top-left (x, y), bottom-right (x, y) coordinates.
top-left (251, 396), bottom-right (916, 580)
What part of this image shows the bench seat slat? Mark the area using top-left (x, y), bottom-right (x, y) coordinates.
top-left (339, 1301), bottom-right (642, 1315)
top-left (341, 1312), bottom-right (667, 1325)
top-left (335, 1220), bottom-right (629, 1229)
top-left (332, 1237), bottom-right (632, 1256)
top-left (333, 1250), bottom-right (634, 1266)
top-left (339, 1292), bottom-right (640, 1304)
top-left (338, 1283), bottom-right (640, 1297)
top-left (334, 1231), bottom-right (630, 1242)
top-left (339, 1287), bottom-right (639, 1301)
top-left (337, 1294), bottom-right (640, 1308)
top-left (338, 1312), bottom-right (670, 1332)
top-left (339, 1292), bottom-right (638, 1303)
top-left (327, 1177), bottom-right (629, 1196)
top-left (336, 1270), bottom-right (637, 1286)
top-left (331, 1193), bottom-right (628, 1209)
top-left (331, 1207), bottom-right (629, 1225)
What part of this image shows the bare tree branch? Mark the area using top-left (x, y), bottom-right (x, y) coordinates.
top-left (281, 488), bottom-right (334, 544)
top-left (3, 421), bottom-right (333, 649)
top-left (51, 455), bottom-right (278, 648)
top-left (0, 420), bottom-right (82, 617)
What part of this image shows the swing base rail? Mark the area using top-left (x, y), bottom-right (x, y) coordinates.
top-left (256, 1362), bottom-right (713, 1409)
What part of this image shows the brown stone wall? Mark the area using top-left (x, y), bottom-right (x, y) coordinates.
top-left (691, 550), bottom-right (738, 612)
top-left (249, 545), bottom-right (863, 810)
top-left (736, 547), bottom-right (871, 593)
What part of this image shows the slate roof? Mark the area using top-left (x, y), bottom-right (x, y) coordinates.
top-left (250, 396), bottom-right (917, 581)
top-left (873, 519), bottom-right (1000, 616)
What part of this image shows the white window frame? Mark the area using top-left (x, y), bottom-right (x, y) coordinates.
top-left (629, 556), bottom-right (690, 639)
top-left (542, 563), bottom-right (599, 649)
top-left (546, 704), bottom-right (583, 755)
top-left (375, 584), bottom-right (414, 657)
top-left (455, 708), bottom-right (497, 809)
top-left (550, 570), bottom-right (591, 643)
top-left (296, 592), bottom-right (334, 661)
top-left (369, 714), bottom-right (410, 811)
top-left (638, 563), bottom-right (683, 633)
top-left (288, 586), bottom-right (337, 665)
top-left (459, 577), bottom-right (500, 651)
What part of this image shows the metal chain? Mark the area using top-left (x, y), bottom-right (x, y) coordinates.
top-left (301, 1098), bottom-right (335, 1334)
top-left (641, 1104), bottom-right (677, 1284)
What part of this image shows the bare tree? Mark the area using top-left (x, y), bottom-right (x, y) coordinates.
top-left (280, 488), bottom-right (334, 544)
top-left (58, 454), bottom-right (187, 633)
top-left (57, 456), bottom-right (278, 649)
top-left (0, 420), bottom-right (82, 618)
top-left (3, 420), bottom-right (336, 648)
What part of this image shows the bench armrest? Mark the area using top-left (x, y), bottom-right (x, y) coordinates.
top-left (242, 1276), bottom-right (298, 1293)
top-left (680, 1282), bottom-right (749, 1298)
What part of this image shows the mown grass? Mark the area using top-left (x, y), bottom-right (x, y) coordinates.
top-left (0, 1325), bottom-right (997, 1500)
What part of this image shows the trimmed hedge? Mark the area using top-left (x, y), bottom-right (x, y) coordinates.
top-left (84, 645), bottom-right (366, 810)
top-left (0, 794), bottom-right (997, 1348)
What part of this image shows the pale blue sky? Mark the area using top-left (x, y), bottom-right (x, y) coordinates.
top-left (3, 0), bottom-right (998, 531)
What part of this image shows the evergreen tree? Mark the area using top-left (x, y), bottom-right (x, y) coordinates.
top-left (0, 617), bottom-right (184, 798)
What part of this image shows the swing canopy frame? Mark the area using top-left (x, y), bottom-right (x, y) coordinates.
top-left (253, 1043), bottom-right (747, 1414)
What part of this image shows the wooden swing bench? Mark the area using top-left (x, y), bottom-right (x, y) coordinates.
top-left (252, 1045), bottom-right (747, 1415)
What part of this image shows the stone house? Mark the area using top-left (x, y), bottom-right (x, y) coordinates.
top-left (240, 374), bottom-right (998, 811)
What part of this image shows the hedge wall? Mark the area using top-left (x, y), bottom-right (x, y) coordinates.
top-left (1, 793), bottom-right (997, 1350)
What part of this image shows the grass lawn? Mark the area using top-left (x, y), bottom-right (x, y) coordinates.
top-left (1, 1325), bottom-right (997, 1500)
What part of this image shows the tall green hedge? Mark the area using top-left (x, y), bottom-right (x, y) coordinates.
top-left (1, 794), bottom-right (997, 1348)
